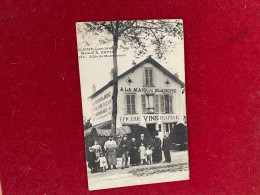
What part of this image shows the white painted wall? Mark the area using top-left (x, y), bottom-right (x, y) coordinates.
top-left (116, 62), bottom-right (184, 139)
top-left (90, 62), bottom-right (186, 140)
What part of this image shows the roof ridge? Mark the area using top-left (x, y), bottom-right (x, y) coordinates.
top-left (88, 57), bottom-right (185, 99)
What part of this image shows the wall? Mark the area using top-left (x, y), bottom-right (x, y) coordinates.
top-left (116, 62), bottom-right (185, 139)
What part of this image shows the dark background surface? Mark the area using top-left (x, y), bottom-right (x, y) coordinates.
top-left (0, 0), bottom-right (259, 194)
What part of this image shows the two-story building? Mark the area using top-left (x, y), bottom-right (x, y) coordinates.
top-left (88, 56), bottom-right (185, 140)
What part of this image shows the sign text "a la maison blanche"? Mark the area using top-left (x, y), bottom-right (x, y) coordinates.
top-left (120, 87), bottom-right (177, 93)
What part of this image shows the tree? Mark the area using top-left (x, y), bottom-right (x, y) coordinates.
top-left (78, 20), bottom-right (183, 137)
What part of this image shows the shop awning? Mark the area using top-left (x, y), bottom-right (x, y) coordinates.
top-left (95, 129), bottom-right (113, 136)
top-left (84, 127), bottom-right (93, 136)
top-left (84, 126), bottom-right (131, 137)
top-left (116, 126), bottom-right (131, 136)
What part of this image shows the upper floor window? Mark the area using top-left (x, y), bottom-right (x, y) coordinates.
top-left (160, 94), bottom-right (173, 113)
top-left (144, 68), bottom-right (154, 86)
top-left (142, 94), bottom-right (174, 114)
top-left (141, 94), bottom-right (159, 113)
top-left (126, 94), bottom-right (136, 114)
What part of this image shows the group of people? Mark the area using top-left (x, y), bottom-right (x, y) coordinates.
top-left (87, 132), bottom-right (172, 173)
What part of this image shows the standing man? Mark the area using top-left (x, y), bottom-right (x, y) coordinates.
top-left (104, 136), bottom-right (117, 169)
top-left (152, 132), bottom-right (162, 163)
top-left (119, 134), bottom-right (130, 169)
top-left (138, 133), bottom-right (147, 147)
top-left (137, 133), bottom-right (147, 164)
top-left (129, 137), bottom-right (140, 166)
top-left (162, 132), bottom-right (172, 163)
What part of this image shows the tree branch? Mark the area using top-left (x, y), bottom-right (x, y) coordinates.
top-left (110, 21), bottom-right (115, 34)
top-left (118, 21), bottom-right (136, 36)
top-left (100, 22), bottom-right (113, 34)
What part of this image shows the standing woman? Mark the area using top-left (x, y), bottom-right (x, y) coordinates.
top-left (92, 140), bottom-right (102, 159)
top-left (152, 132), bottom-right (162, 163)
top-left (92, 140), bottom-right (102, 171)
top-left (129, 137), bottom-right (140, 166)
top-left (104, 136), bottom-right (118, 169)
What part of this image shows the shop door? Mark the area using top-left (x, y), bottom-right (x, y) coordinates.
top-left (163, 122), bottom-right (177, 134)
top-left (146, 123), bottom-right (156, 138)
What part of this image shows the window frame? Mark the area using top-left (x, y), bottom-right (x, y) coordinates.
top-left (125, 94), bottom-right (137, 114)
top-left (160, 94), bottom-right (174, 114)
top-left (143, 67), bottom-right (154, 87)
top-left (141, 94), bottom-right (159, 114)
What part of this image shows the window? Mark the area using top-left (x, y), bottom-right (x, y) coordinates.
top-left (144, 68), bottom-right (154, 86)
top-left (126, 94), bottom-right (136, 114)
top-left (163, 123), bottom-right (176, 133)
top-left (141, 94), bottom-right (159, 113)
top-left (160, 95), bottom-right (173, 113)
top-left (158, 124), bottom-right (162, 132)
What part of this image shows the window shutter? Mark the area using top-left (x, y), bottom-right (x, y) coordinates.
top-left (124, 95), bottom-right (126, 114)
top-left (144, 69), bottom-right (149, 86)
top-left (131, 95), bottom-right (136, 113)
top-left (155, 95), bottom-right (159, 113)
top-left (173, 93), bottom-right (178, 113)
top-left (126, 95), bottom-right (131, 114)
top-left (143, 68), bottom-right (145, 86)
top-left (141, 95), bottom-right (147, 113)
top-left (160, 95), bottom-right (165, 113)
top-left (149, 69), bottom-right (153, 86)
top-left (165, 95), bottom-right (169, 113)
top-left (169, 95), bottom-right (173, 113)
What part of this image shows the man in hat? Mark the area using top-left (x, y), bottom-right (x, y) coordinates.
top-left (104, 136), bottom-right (118, 169)
top-left (129, 137), bottom-right (139, 166)
top-left (119, 134), bottom-right (130, 169)
top-left (137, 133), bottom-right (147, 148)
top-left (152, 132), bottom-right (162, 163)
top-left (162, 132), bottom-right (172, 163)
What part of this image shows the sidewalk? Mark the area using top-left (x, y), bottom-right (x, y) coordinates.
top-left (86, 150), bottom-right (189, 191)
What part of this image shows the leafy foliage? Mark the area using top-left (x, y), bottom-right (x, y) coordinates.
top-left (77, 19), bottom-right (183, 59)
top-left (77, 20), bottom-right (183, 135)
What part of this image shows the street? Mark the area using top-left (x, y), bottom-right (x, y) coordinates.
top-left (87, 150), bottom-right (189, 191)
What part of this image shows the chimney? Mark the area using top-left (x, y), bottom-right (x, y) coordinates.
top-left (132, 60), bottom-right (136, 66)
top-left (110, 68), bottom-right (114, 80)
top-left (92, 84), bottom-right (96, 93)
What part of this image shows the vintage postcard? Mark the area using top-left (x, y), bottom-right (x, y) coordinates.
top-left (76, 19), bottom-right (189, 191)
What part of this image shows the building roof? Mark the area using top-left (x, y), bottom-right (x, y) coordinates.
top-left (88, 56), bottom-right (185, 99)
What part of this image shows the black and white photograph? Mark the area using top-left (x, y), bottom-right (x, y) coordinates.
top-left (76, 19), bottom-right (189, 191)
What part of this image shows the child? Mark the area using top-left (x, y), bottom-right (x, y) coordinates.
top-left (88, 147), bottom-right (96, 173)
top-left (139, 142), bottom-right (146, 165)
top-left (96, 153), bottom-right (107, 172)
top-left (145, 145), bottom-right (153, 165)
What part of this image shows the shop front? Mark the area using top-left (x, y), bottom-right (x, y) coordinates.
top-left (88, 57), bottom-right (185, 141)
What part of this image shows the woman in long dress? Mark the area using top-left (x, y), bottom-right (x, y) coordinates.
top-left (129, 137), bottom-right (140, 165)
top-left (92, 140), bottom-right (102, 171)
top-left (152, 133), bottom-right (162, 163)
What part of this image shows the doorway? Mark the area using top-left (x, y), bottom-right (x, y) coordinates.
top-left (146, 123), bottom-right (156, 138)
top-left (163, 122), bottom-right (177, 134)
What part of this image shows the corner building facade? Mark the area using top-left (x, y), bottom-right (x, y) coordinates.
top-left (89, 57), bottom-right (186, 140)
